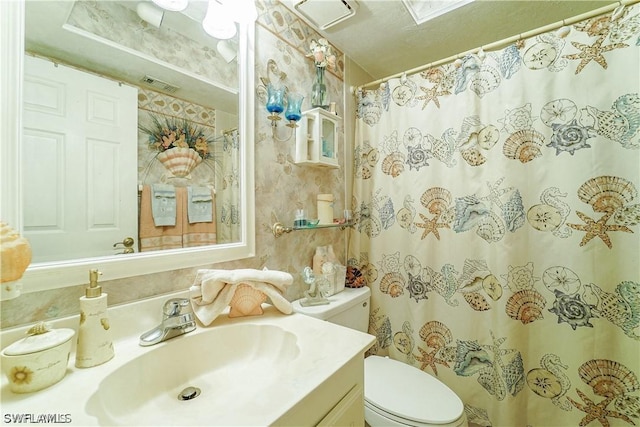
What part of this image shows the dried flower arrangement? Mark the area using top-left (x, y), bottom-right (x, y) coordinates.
top-left (140, 114), bottom-right (215, 160)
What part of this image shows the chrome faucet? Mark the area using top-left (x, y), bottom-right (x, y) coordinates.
top-left (139, 298), bottom-right (196, 346)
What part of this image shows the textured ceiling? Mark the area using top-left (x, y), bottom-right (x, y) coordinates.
top-left (284, 0), bottom-right (619, 81)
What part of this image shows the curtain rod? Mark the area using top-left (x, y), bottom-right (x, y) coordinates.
top-left (355, 0), bottom-right (638, 91)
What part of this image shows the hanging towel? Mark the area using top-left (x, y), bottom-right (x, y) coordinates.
top-left (187, 186), bottom-right (213, 223)
top-left (189, 268), bottom-right (293, 326)
top-left (151, 183), bottom-right (177, 226)
top-left (181, 187), bottom-right (217, 247)
top-left (139, 185), bottom-right (183, 252)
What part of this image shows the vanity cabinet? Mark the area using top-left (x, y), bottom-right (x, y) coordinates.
top-left (295, 107), bottom-right (341, 168)
top-left (273, 354), bottom-right (366, 426)
top-left (317, 384), bottom-right (364, 426)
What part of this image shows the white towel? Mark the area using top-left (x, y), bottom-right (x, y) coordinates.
top-left (151, 184), bottom-right (176, 226)
top-left (190, 268), bottom-right (293, 326)
top-left (187, 186), bottom-right (213, 224)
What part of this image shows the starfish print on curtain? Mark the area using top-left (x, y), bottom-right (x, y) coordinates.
top-left (413, 346), bottom-right (450, 376)
top-left (416, 213), bottom-right (449, 240)
top-left (416, 84), bottom-right (450, 109)
top-left (567, 211), bottom-right (633, 248)
top-left (563, 37), bottom-right (628, 74)
top-left (567, 388), bottom-right (634, 427)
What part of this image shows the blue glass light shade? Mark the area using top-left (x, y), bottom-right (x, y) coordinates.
top-left (266, 83), bottom-right (285, 115)
top-left (285, 92), bottom-right (304, 124)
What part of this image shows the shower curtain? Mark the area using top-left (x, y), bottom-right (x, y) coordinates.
top-left (215, 129), bottom-right (241, 243)
top-left (351, 4), bottom-right (640, 426)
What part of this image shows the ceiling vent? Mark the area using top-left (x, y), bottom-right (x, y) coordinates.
top-left (140, 75), bottom-right (180, 93)
top-left (293, 0), bottom-right (358, 30)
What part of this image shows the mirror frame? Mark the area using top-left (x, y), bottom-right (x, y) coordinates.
top-left (0, 1), bottom-right (255, 294)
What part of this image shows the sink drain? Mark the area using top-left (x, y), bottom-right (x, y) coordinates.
top-left (178, 386), bottom-right (201, 401)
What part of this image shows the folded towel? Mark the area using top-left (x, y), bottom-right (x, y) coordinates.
top-left (151, 184), bottom-right (177, 226)
top-left (190, 268), bottom-right (294, 325)
top-left (187, 186), bottom-right (213, 224)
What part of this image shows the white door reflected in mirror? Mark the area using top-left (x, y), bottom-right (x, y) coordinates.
top-left (0, 0), bottom-right (256, 293)
top-left (23, 56), bottom-right (139, 263)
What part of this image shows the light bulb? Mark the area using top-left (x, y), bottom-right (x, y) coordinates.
top-left (202, 0), bottom-right (237, 40)
top-left (151, 0), bottom-right (188, 12)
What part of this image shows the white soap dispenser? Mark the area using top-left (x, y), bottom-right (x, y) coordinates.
top-left (75, 269), bottom-right (114, 368)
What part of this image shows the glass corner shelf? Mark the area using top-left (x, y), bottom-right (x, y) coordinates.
top-left (272, 221), bottom-right (353, 237)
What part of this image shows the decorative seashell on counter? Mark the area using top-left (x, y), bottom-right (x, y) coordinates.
top-left (0, 222), bottom-right (32, 284)
top-left (228, 284), bottom-right (268, 318)
top-left (577, 176), bottom-right (637, 213)
top-left (156, 146), bottom-right (203, 178)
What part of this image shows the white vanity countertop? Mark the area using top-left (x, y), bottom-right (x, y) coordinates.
top-left (0, 291), bottom-right (375, 426)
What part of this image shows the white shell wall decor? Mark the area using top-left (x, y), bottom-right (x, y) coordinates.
top-left (156, 147), bottom-right (203, 178)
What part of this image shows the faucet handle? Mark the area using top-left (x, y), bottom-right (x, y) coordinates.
top-left (163, 298), bottom-right (192, 318)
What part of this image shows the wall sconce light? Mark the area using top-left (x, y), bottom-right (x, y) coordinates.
top-left (266, 83), bottom-right (304, 141)
top-left (137, 2), bottom-right (165, 28)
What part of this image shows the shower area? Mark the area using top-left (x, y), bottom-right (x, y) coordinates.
top-left (349, 2), bottom-right (640, 426)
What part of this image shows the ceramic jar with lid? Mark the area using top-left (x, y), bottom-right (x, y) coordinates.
top-left (1, 322), bottom-right (75, 393)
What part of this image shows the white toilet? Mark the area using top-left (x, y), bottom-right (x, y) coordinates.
top-left (292, 287), bottom-right (468, 427)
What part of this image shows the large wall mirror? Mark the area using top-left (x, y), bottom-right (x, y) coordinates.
top-left (0, 1), bottom-right (255, 294)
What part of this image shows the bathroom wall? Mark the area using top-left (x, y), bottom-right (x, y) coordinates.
top-left (0, 0), bottom-right (349, 329)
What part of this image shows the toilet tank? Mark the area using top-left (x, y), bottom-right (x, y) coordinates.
top-left (292, 287), bottom-right (371, 332)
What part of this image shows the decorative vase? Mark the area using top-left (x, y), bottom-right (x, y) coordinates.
top-left (311, 66), bottom-right (329, 109)
top-left (156, 147), bottom-right (202, 178)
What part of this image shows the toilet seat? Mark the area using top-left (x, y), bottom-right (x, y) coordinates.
top-left (364, 356), bottom-right (464, 426)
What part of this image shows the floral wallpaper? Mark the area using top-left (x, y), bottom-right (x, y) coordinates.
top-left (353, 4), bottom-right (639, 426)
top-left (1, 0), bottom-right (346, 329)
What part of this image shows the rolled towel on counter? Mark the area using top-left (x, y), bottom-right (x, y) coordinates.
top-left (187, 186), bottom-right (213, 224)
top-left (151, 183), bottom-right (177, 226)
top-left (189, 268), bottom-right (294, 325)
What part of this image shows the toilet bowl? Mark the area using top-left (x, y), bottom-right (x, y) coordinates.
top-left (364, 356), bottom-right (467, 427)
top-left (292, 287), bottom-right (467, 427)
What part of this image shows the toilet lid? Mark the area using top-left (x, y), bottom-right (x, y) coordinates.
top-left (364, 356), bottom-right (464, 425)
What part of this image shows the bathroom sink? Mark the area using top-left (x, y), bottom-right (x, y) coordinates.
top-left (95, 323), bottom-right (300, 426)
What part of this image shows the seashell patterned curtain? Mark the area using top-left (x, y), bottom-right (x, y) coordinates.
top-left (351, 4), bottom-right (640, 426)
